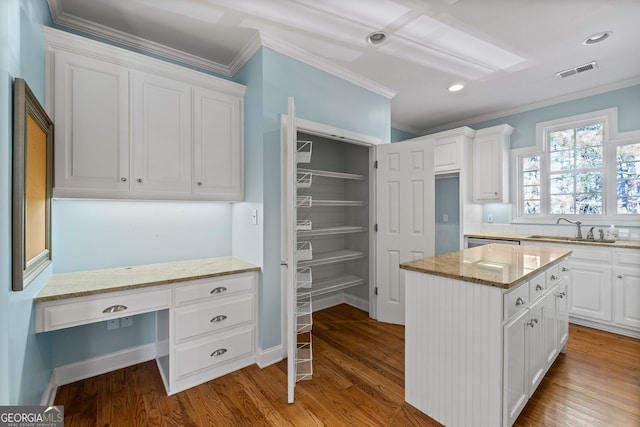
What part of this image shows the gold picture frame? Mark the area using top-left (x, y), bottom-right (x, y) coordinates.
top-left (12, 78), bottom-right (54, 291)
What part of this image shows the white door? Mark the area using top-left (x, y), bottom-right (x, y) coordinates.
top-left (376, 140), bottom-right (435, 324)
top-left (280, 98), bottom-right (297, 403)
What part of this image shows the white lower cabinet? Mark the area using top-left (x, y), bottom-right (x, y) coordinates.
top-left (503, 264), bottom-right (568, 427)
top-left (159, 272), bottom-right (257, 395)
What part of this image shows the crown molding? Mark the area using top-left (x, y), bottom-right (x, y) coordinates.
top-left (261, 35), bottom-right (396, 99)
top-left (47, 0), bottom-right (232, 77)
top-left (228, 32), bottom-right (263, 75)
top-left (420, 77), bottom-right (640, 135)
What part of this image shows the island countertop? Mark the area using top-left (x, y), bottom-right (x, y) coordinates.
top-left (400, 244), bottom-right (572, 289)
top-left (35, 256), bottom-right (260, 303)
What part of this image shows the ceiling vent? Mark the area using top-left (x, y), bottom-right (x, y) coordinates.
top-left (556, 61), bottom-right (598, 78)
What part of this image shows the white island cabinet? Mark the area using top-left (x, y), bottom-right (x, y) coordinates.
top-left (401, 244), bottom-right (571, 427)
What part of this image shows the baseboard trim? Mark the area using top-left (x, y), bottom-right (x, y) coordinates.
top-left (42, 343), bottom-right (158, 405)
top-left (256, 344), bottom-right (284, 368)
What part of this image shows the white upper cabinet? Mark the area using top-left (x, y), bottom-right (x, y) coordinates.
top-left (53, 51), bottom-right (130, 195)
top-left (45, 27), bottom-right (246, 201)
top-left (131, 71), bottom-right (192, 194)
top-left (431, 127), bottom-right (475, 174)
top-left (472, 124), bottom-right (514, 203)
top-left (192, 87), bottom-right (243, 199)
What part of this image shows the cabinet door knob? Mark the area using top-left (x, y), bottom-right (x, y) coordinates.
top-left (617, 275), bottom-right (623, 279)
top-left (210, 286), bottom-right (227, 294)
top-left (562, 266), bottom-right (569, 272)
top-left (556, 292), bottom-right (566, 299)
top-left (210, 348), bottom-right (227, 357)
top-left (550, 274), bottom-right (558, 281)
top-left (137, 178), bottom-right (142, 183)
top-left (121, 177), bottom-right (127, 182)
top-left (515, 297), bottom-right (525, 306)
top-left (535, 284), bottom-right (543, 291)
top-left (494, 192), bottom-right (498, 196)
top-left (197, 181), bottom-right (202, 186)
top-left (210, 315), bottom-right (228, 323)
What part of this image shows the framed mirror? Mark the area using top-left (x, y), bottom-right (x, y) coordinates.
top-left (12, 78), bottom-right (54, 291)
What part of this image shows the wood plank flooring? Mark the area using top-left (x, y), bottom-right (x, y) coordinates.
top-left (55, 304), bottom-right (640, 426)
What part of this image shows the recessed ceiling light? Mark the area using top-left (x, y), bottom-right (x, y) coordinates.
top-left (366, 31), bottom-right (388, 46)
top-left (583, 31), bottom-right (611, 45)
top-left (448, 83), bottom-right (464, 92)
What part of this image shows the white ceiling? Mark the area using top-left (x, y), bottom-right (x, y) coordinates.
top-left (48, 0), bottom-right (640, 135)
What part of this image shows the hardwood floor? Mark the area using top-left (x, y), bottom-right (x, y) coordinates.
top-left (55, 304), bottom-right (640, 426)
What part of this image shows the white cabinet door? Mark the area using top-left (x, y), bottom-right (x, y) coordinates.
top-left (376, 139), bottom-right (435, 325)
top-left (503, 308), bottom-right (529, 427)
top-left (568, 261), bottom-right (612, 322)
top-left (555, 280), bottom-right (569, 350)
top-left (131, 71), bottom-right (192, 194)
top-left (527, 297), bottom-right (546, 396)
top-left (433, 136), bottom-right (459, 173)
top-left (472, 125), bottom-right (513, 203)
top-left (613, 267), bottom-right (640, 330)
top-left (193, 87), bottom-right (243, 200)
top-left (53, 51), bottom-right (129, 194)
top-left (543, 284), bottom-right (559, 367)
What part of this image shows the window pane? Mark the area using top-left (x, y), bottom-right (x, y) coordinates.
top-left (523, 156), bottom-right (540, 171)
top-left (550, 150), bottom-right (574, 171)
top-left (618, 196), bottom-right (640, 214)
top-left (576, 172), bottom-right (602, 193)
top-left (576, 124), bottom-right (603, 147)
top-left (550, 173), bottom-right (574, 194)
top-left (576, 145), bottom-right (603, 169)
top-left (523, 171), bottom-right (540, 185)
top-left (523, 200), bottom-right (540, 214)
top-left (549, 130), bottom-right (574, 151)
top-left (523, 186), bottom-right (540, 199)
top-left (617, 143), bottom-right (640, 215)
top-left (576, 193), bottom-right (602, 214)
top-left (550, 195), bottom-right (575, 214)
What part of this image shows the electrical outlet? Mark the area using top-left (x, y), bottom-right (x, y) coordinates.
top-left (487, 213), bottom-right (494, 223)
top-left (443, 214), bottom-right (449, 222)
top-left (121, 316), bottom-right (133, 328)
top-left (106, 319), bottom-right (119, 331)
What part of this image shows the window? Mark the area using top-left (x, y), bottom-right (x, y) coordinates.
top-left (516, 108), bottom-right (640, 223)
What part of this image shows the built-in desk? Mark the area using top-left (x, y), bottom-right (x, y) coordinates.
top-left (34, 257), bottom-right (260, 395)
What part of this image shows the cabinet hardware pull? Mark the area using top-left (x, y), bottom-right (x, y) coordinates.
top-left (617, 275), bottom-right (623, 279)
top-left (210, 315), bottom-right (227, 323)
top-left (515, 297), bottom-right (525, 306)
top-left (210, 348), bottom-right (227, 357)
top-left (137, 178), bottom-right (142, 183)
top-left (535, 284), bottom-right (543, 291)
top-left (527, 321), bottom-right (536, 328)
top-left (562, 266), bottom-right (569, 272)
top-left (210, 286), bottom-right (227, 294)
top-left (550, 274), bottom-right (558, 280)
top-left (197, 181), bottom-right (202, 186)
top-left (494, 192), bottom-right (498, 196)
top-left (121, 177), bottom-right (127, 182)
top-left (555, 291), bottom-right (566, 298)
top-left (102, 305), bottom-right (127, 313)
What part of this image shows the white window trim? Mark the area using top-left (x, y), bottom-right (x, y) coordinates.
top-left (511, 107), bottom-right (640, 226)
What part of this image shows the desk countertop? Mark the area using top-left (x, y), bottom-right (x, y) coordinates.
top-left (35, 257), bottom-right (260, 303)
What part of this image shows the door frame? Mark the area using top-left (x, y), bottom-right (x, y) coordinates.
top-left (279, 113), bottom-right (384, 367)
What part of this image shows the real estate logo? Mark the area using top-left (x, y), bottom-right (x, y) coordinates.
top-left (0, 405), bottom-right (63, 427)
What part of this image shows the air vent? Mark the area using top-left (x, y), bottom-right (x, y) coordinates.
top-left (556, 61), bottom-right (597, 78)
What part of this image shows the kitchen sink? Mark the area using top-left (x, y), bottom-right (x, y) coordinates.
top-left (527, 235), bottom-right (616, 243)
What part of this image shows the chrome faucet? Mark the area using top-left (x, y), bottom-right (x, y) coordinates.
top-left (556, 217), bottom-right (583, 239)
top-left (587, 226), bottom-right (595, 240)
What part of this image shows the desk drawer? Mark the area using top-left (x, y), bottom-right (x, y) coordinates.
top-left (41, 288), bottom-right (172, 332)
top-left (174, 294), bottom-right (254, 343)
top-left (175, 326), bottom-right (254, 379)
top-left (174, 273), bottom-right (255, 306)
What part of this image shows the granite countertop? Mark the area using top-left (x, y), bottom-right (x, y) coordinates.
top-left (400, 244), bottom-right (572, 289)
top-left (465, 232), bottom-right (640, 249)
top-left (35, 256), bottom-right (260, 303)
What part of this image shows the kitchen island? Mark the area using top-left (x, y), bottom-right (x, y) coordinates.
top-left (400, 244), bottom-right (572, 427)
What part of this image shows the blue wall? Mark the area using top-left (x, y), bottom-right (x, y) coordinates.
top-left (469, 84), bottom-right (640, 224)
top-left (0, 0), bottom-right (53, 405)
top-left (391, 127), bottom-right (417, 142)
top-left (435, 177), bottom-right (460, 255)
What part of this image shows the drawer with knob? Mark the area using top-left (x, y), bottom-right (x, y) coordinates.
top-left (174, 272), bottom-right (255, 306)
top-left (504, 282), bottom-right (529, 320)
top-left (174, 326), bottom-right (254, 380)
top-left (37, 288), bottom-right (172, 332)
top-left (174, 294), bottom-right (254, 343)
top-left (529, 271), bottom-right (546, 302)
